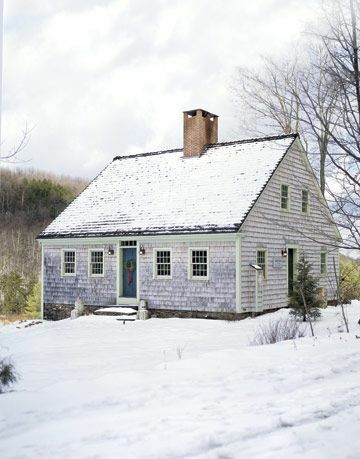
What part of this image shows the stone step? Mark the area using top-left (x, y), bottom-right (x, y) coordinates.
top-left (94, 306), bottom-right (138, 317)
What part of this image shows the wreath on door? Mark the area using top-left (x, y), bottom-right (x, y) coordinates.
top-left (124, 260), bottom-right (136, 285)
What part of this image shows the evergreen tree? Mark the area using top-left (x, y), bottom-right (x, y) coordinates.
top-left (0, 271), bottom-right (27, 315)
top-left (25, 281), bottom-right (41, 319)
top-left (289, 256), bottom-right (323, 322)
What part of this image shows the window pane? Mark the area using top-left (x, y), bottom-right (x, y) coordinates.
top-left (63, 251), bottom-right (75, 274)
top-left (191, 250), bottom-right (208, 277)
top-left (281, 185), bottom-right (289, 209)
top-left (155, 250), bottom-right (171, 277)
top-left (320, 252), bottom-right (327, 274)
top-left (91, 251), bottom-right (103, 275)
top-left (256, 250), bottom-right (266, 278)
top-left (302, 190), bottom-right (309, 213)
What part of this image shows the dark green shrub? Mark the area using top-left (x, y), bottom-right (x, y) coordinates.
top-left (289, 256), bottom-right (323, 322)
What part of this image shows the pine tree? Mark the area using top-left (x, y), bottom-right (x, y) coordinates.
top-left (289, 256), bottom-right (323, 322)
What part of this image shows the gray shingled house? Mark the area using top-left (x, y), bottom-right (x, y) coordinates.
top-left (38, 109), bottom-right (340, 320)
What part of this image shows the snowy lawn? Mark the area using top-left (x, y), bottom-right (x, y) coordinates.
top-left (1, 303), bottom-right (360, 459)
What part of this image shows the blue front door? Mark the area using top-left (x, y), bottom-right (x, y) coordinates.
top-left (123, 248), bottom-right (137, 298)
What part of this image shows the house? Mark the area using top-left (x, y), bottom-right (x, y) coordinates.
top-left (38, 109), bottom-right (340, 320)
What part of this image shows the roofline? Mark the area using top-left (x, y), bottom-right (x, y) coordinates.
top-left (36, 226), bottom-right (239, 240)
top-left (113, 148), bottom-right (182, 162)
top-left (112, 133), bottom-right (298, 161)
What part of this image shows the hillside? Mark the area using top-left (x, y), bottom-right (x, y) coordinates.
top-left (0, 167), bottom-right (88, 315)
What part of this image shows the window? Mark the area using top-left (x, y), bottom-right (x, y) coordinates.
top-left (302, 190), bottom-right (309, 214)
top-left (154, 249), bottom-right (171, 278)
top-left (120, 241), bottom-right (137, 247)
top-left (89, 250), bottom-right (104, 276)
top-left (256, 249), bottom-right (267, 279)
top-left (320, 252), bottom-right (327, 275)
top-left (62, 250), bottom-right (76, 276)
top-left (281, 184), bottom-right (289, 210)
top-left (189, 249), bottom-right (208, 279)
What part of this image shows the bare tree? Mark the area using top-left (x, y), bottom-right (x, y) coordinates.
top-left (232, 1), bottom-right (360, 251)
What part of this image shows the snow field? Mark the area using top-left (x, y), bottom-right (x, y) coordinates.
top-left (0, 302), bottom-right (359, 459)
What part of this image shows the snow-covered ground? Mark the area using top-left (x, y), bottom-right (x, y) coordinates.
top-left (1, 303), bottom-right (360, 459)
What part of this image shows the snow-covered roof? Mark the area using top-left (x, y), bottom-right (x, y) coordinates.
top-left (38, 134), bottom-right (297, 239)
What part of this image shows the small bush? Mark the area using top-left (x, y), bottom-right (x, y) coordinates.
top-left (0, 358), bottom-right (18, 393)
top-left (340, 257), bottom-right (360, 303)
top-left (251, 317), bottom-right (307, 345)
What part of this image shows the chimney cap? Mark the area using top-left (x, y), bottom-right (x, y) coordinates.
top-left (183, 108), bottom-right (218, 118)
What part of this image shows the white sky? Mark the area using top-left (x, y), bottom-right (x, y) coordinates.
top-left (3, 0), bottom-right (321, 178)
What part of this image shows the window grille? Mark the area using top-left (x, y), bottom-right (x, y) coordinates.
top-left (63, 250), bottom-right (76, 275)
top-left (281, 184), bottom-right (289, 210)
top-left (90, 250), bottom-right (104, 276)
top-left (190, 250), bottom-right (208, 278)
top-left (320, 252), bottom-right (327, 275)
top-left (155, 250), bottom-right (171, 278)
top-left (256, 250), bottom-right (267, 278)
top-left (302, 190), bottom-right (309, 214)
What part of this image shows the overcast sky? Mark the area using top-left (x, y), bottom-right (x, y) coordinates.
top-left (3, 0), bottom-right (321, 178)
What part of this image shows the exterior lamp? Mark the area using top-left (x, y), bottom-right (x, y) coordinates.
top-left (108, 246), bottom-right (115, 255)
top-left (281, 248), bottom-right (288, 257)
top-left (139, 245), bottom-right (146, 255)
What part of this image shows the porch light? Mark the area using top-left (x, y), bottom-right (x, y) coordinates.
top-left (108, 246), bottom-right (114, 256)
top-left (281, 248), bottom-right (288, 258)
top-left (139, 245), bottom-right (146, 255)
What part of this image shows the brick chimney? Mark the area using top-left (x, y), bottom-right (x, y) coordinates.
top-left (183, 109), bottom-right (218, 157)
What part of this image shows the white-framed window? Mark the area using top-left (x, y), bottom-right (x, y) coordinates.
top-left (302, 189), bottom-right (310, 214)
top-left (281, 184), bottom-right (290, 210)
top-left (154, 249), bottom-right (172, 279)
top-left (89, 249), bottom-right (104, 277)
top-left (189, 248), bottom-right (209, 280)
top-left (320, 251), bottom-right (327, 275)
top-left (61, 249), bottom-right (76, 276)
top-left (256, 249), bottom-right (267, 279)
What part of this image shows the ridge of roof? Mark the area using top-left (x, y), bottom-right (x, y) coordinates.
top-left (113, 148), bottom-right (182, 161)
top-left (207, 132), bottom-right (298, 149)
top-left (112, 133), bottom-right (298, 161)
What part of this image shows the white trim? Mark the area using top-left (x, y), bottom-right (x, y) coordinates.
top-left (235, 236), bottom-right (242, 312)
top-left (153, 248), bottom-right (173, 280)
top-left (286, 244), bottom-right (299, 296)
top-left (117, 245), bottom-right (139, 303)
top-left (88, 249), bottom-right (105, 277)
top-left (61, 249), bottom-right (77, 277)
top-left (40, 243), bottom-right (44, 320)
top-left (38, 233), bottom-right (237, 246)
top-left (116, 241), bottom-right (120, 304)
top-left (188, 247), bottom-right (209, 281)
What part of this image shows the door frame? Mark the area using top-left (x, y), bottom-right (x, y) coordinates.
top-left (286, 244), bottom-right (298, 297)
top-left (117, 242), bottom-right (140, 305)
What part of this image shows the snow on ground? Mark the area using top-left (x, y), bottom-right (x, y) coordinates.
top-left (0, 303), bottom-right (360, 459)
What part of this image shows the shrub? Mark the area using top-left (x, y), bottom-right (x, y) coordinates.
top-left (0, 271), bottom-right (27, 315)
top-left (25, 281), bottom-right (41, 319)
top-left (289, 256), bottom-right (323, 322)
top-left (0, 358), bottom-right (18, 393)
top-left (251, 317), bottom-right (307, 345)
top-left (340, 257), bottom-right (360, 303)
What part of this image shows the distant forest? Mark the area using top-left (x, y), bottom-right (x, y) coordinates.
top-left (0, 167), bottom-right (87, 316)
